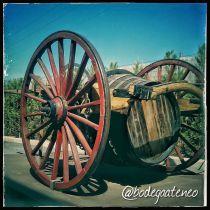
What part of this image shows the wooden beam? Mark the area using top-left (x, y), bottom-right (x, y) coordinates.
top-left (151, 82), bottom-right (203, 99)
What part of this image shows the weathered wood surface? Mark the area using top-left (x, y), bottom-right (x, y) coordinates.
top-left (86, 74), bottom-right (203, 159)
top-left (126, 95), bottom-right (179, 158)
top-left (150, 82), bottom-right (203, 99)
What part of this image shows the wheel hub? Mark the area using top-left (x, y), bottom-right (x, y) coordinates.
top-left (47, 96), bottom-right (68, 123)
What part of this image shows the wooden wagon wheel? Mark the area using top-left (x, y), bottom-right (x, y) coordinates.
top-left (21, 31), bottom-right (111, 190)
top-left (137, 59), bottom-right (205, 171)
top-left (137, 59), bottom-right (204, 83)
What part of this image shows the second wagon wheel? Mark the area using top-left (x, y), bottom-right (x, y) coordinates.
top-left (137, 59), bottom-right (205, 172)
top-left (21, 31), bottom-right (111, 190)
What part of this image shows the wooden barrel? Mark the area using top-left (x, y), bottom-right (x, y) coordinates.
top-left (107, 74), bottom-right (180, 161)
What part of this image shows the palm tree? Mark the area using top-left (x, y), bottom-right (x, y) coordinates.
top-left (132, 61), bottom-right (143, 74)
top-left (195, 43), bottom-right (205, 72)
top-left (164, 50), bottom-right (178, 59)
top-left (107, 62), bottom-right (118, 71)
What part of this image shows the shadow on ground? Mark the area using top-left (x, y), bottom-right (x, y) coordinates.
top-left (93, 163), bottom-right (168, 186)
top-left (29, 159), bottom-right (199, 197)
top-left (63, 177), bottom-right (108, 196)
top-left (65, 161), bottom-right (199, 196)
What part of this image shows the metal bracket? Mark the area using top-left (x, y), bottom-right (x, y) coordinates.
top-left (131, 84), bottom-right (152, 100)
top-left (112, 88), bottom-right (130, 98)
top-left (113, 84), bottom-right (152, 100)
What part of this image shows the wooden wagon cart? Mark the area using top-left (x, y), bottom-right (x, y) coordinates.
top-left (5, 31), bottom-right (205, 190)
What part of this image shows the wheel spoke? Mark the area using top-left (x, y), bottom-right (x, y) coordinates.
top-left (31, 123), bottom-right (55, 155)
top-left (181, 123), bottom-right (203, 134)
top-left (47, 46), bottom-right (60, 95)
top-left (174, 146), bottom-right (185, 163)
top-left (179, 133), bottom-right (197, 153)
top-left (180, 69), bottom-right (190, 80)
top-left (64, 122), bottom-right (82, 175)
top-left (167, 64), bottom-right (175, 82)
top-left (24, 93), bottom-right (47, 104)
top-left (37, 58), bottom-right (57, 97)
top-left (157, 66), bottom-right (162, 82)
top-left (68, 100), bottom-right (100, 111)
top-left (65, 40), bottom-right (76, 98)
top-left (68, 74), bottom-right (96, 104)
top-left (27, 119), bottom-right (51, 138)
top-left (58, 39), bottom-right (66, 96)
top-left (69, 52), bottom-right (89, 96)
top-left (51, 130), bottom-right (62, 180)
top-left (61, 126), bottom-right (69, 183)
top-left (39, 129), bottom-right (57, 169)
top-left (30, 73), bottom-right (54, 99)
top-left (67, 112), bottom-right (99, 131)
top-left (66, 117), bottom-right (92, 156)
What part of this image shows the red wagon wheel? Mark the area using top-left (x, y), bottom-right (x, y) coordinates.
top-left (137, 59), bottom-right (204, 83)
top-left (21, 31), bottom-right (110, 190)
top-left (137, 59), bottom-right (204, 172)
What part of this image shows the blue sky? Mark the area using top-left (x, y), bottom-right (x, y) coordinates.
top-left (4, 3), bottom-right (206, 79)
